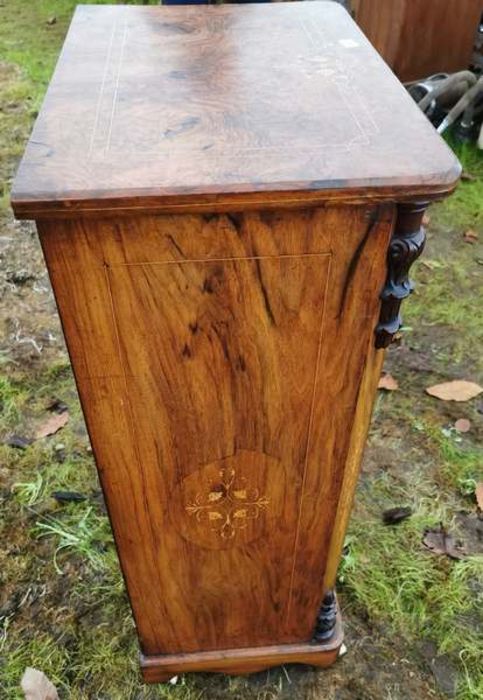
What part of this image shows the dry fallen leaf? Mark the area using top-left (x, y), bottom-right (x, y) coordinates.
top-left (421, 259), bottom-right (444, 271)
top-left (52, 491), bottom-right (87, 504)
top-left (454, 418), bottom-right (471, 433)
top-left (4, 434), bottom-right (33, 449)
top-left (46, 398), bottom-right (68, 414)
top-left (422, 525), bottom-right (466, 560)
top-left (378, 373), bottom-right (399, 391)
top-left (463, 229), bottom-right (479, 244)
top-left (21, 668), bottom-right (59, 700)
top-left (426, 380), bottom-right (483, 402)
top-left (338, 642), bottom-right (348, 657)
top-left (35, 411), bottom-right (69, 439)
top-left (382, 506), bottom-right (412, 525)
top-left (476, 483), bottom-right (483, 511)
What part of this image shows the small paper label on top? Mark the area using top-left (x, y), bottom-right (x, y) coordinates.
top-left (339, 39), bottom-right (359, 48)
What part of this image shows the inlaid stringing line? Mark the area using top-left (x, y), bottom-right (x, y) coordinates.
top-left (286, 254), bottom-right (333, 625)
top-left (305, 15), bottom-right (371, 144)
top-left (88, 19), bottom-right (117, 159)
top-left (105, 15), bottom-right (129, 154)
top-left (107, 252), bottom-right (333, 268)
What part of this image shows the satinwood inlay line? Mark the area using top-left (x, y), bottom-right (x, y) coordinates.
top-left (299, 15), bottom-right (379, 143)
top-left (105, 17), bottom-right (129, 155)
top-left (286, 254), bottom-right (333, 626)
top-left (106, 252), bottom-right (333, 267)
top-left (88, 20), bottom-right (118, 159)
top-left (87, 8), bottom-right (376, 159)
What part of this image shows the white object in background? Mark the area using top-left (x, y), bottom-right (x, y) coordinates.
top-left (478, 122), bottom-right (483, 150)
top-left (21, 668), bottom-right (59, 700)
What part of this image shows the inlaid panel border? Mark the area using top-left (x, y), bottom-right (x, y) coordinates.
top-left (104, 252), bottom-right (333, 616)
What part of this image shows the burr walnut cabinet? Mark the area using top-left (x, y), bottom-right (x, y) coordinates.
top-left (11, 1), bottom-right (460, 682)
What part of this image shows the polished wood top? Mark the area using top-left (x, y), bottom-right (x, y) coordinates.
top-left (11, 2), bottom-right (460, 218)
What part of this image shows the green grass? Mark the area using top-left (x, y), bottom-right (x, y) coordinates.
top-left (0, 375), bottom-right (28, 425)
top-left (11, 445), bottom-right (96, 507)
top-left (33, 505), bottom-right (115, 574)
top-left (0, 0), bottom-right (160, 211)
top-left (425, 424), bottom-right (483, 499)
top-left (342, 516), bottom-right (482, 700)
top-left (1, 259), bottom-right (480, 700)
top-left (433, 138), bottom-right (483, 231)
top-left (2, 633), bottom-right (71, 695)
top-left (340, 407), bottom-right (483, 698)
top-left (406, 260), bottom-right (483, 362)
top-left (339, 389), bottom-right (483, 699)
top-left (403, 140), bottom-right (483, 369)
top-left (0, 0), bottom-right (160, 100)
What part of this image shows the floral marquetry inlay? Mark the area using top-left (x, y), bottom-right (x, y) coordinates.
top-left (174, 450), bottom-right (281, 550)
top-left (185, 466), bottom-right (269, 541)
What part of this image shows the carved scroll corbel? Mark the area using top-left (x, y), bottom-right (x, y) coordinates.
top-left (312, 590), bottom-right (337, 643)
top-left (375, 201), bottom-right (428, 349)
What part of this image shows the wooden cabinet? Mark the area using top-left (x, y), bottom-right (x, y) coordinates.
top-left (351, 0), bottom-right (482, 82)
top-left (11, 2), bottom-right (460, 682)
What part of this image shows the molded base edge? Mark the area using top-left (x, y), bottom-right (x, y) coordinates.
top-left (140, 613), bottom-right (343, 683)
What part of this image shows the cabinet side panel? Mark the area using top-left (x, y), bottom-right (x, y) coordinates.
top-left (38, 223), bottom-right (122, 379)
top-left (38, 205), bottom-right (394, 655)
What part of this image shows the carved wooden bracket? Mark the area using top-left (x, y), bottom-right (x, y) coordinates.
top-left (375, 201), bottom-right (428, 349)
top-left (312, 590), bottom-right (337, 643)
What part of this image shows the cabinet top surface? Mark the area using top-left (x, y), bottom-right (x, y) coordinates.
top-left (11, 2), bottom-right (460, 217)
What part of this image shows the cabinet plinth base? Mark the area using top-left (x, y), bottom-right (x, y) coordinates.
top-left (140, 613), bottom-right (343, 683)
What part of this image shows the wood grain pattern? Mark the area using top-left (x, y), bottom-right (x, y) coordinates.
top-left (11, 2), bottom-right (460, 218)
top-left (38, 205), bottom-right (393, 660)
top-left (140, 613), bottom-right (343, 682)
top-left (352, 0), bottom-right (482, 83)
